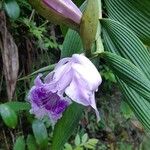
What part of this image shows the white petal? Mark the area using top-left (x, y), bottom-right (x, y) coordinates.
top-left (45, 57), bottom-right (71, 84)
top-left (72, 63), bottom-right (102, 91)
top-left (56, 69), bottom-right (73, 93)
top-left (53, 63), bottom-right (71, 82)
top-left (55, 57), bottom-right (71, 69)
top-left (65, 74), bottom-right (91, 106)
top-left (72, 54), bottom-right (94, 66)
top-left (90, 93), bottom-right (100, 122)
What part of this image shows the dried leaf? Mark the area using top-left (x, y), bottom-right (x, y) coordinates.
top-left (0, 11), bottom-right (19, 100)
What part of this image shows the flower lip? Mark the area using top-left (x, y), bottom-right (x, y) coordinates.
top-left (30, 85), bottom-right (69, 111)
top-left (28, 75), bottom-right (69, 124)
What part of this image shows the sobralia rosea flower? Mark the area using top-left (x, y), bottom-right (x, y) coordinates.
top-left (28, 54), bottom-right (102, 125)
top-left (29, 0), bottom-right (82, 30)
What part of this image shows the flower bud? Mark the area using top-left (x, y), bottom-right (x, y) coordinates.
top-left (29, 0), bottom-right (82, 30)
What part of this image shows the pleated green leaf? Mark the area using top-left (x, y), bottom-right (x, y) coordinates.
top-left (101, 19), bottom-right (150, 78)
top-left (61, 29), bottom-right (83, 58)
top-left (118, 80), bottom-right (150, 130)
top-left (72, 0), bottom-right (85, 7)
top-left (101, 52), bottom-right (150, 101)
top-left (101, 19), bottom-right (150, 129)
top-left (104, 0), bottom-right (150, 46)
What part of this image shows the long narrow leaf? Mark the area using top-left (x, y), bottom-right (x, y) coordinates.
top-left (101, 18), bottom-right (150, 129)
top-left (101, 52), bottom-right (150, 101)
top-left (52, 103), bottom-right (84, 149)
top-left (101, 19), bottom-right (150, 79)
top-left (118, 79), bottom-right (150, 129)
top-left (104, 0), bottom-right (150, 46)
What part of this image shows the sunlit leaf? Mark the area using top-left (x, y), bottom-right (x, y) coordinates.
top-left (0, 104), bottom-right (18, 129)
top-left (75, 134), bottom-right (81, 146)
top-left (82, 133), bottom-right (88, 143)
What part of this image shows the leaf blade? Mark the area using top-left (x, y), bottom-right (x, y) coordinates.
top-left (0, 104), bottom-right (18, 129)
top-left (52, 103), bottom-right (84, 149)
top-left (104, 0), bottom-right (150, 45)
top-left (32, 120), bottom-right (48, 149)
top-left (101, 18), bottom-right (150, 129)
top-left (13, 136), bottom-right (25, 150)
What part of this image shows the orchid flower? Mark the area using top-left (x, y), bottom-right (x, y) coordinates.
top-left (28, 54), bottom-right (102, 124)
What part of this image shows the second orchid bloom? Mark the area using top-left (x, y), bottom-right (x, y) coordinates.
top-left (29, 0), bottom-right (82, 30)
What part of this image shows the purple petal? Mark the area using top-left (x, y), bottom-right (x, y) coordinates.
top-left (28, 75), bottom-right (70, 124)
top-left (55, 57), bottom-right (71, 69)
top-left (44, 71), bottom-right (55, 83)
top-left (34, 74), bottom-right (43, 86)
top-left (30, 102), bottom-right (47, 119)
top-left (43, 0), bottom-right (82, 24)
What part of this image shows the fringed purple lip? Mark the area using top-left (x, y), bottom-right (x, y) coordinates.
top-left (31, 87), bottom-right (68, 113)
top-left (28, 78), bottom-right (69, 125)
top-left (42, 0), bottom-right (82, 24)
